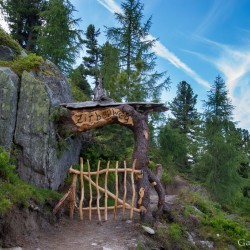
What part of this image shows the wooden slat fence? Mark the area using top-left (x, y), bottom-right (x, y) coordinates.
top-left (53, 158), bottom-right (141, 221)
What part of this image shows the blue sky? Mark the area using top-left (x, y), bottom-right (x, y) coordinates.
top-left (1, 0), bottom-right (250, 130)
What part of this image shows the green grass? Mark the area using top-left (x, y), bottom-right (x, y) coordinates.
top-left (0, 147), bottom-right (61, 215)
top-left (0, 28), bottom-right (22, 54)
top-left (0, 53), bottom-right (43, 76)
top-left (179, 189), bottom-right (250, 249)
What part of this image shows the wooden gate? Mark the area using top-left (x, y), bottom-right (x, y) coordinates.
top-left (53, 158), bottom-right (142, 221)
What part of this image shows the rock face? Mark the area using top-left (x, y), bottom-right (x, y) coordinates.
top-left (0, 53), bottom-right (82, 189)
top-left (0, 45), bottom-right (16, 61)
top-left (0, 67), bottom-right (19, 150)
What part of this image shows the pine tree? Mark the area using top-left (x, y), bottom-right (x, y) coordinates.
top-left (82, 24), bottom-right (101, 83)
top-left (197, 75), bottom-right (244, 203)
top-left (106, 0), bottom-right (170, 101)
top-left (37, 0), bottom-right (82, 72)
top-left (0, 0), bottom-right (46, 51)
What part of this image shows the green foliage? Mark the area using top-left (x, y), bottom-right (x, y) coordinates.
top-left (37, 0), bottom-right (83, 72)
top-left (0, 0), bottom-right (45, 51)
top-left (0, 53), bottom-right (43, 75)
top-left (50, 106), bottom-right (68, 123)
top-left (158, 123), bottom-right (188, 171)
top-left (81, 125), bottom-right (134, 166)
top-left (169, 81), bottom-right (198, 134)
top-left (205, 217), bottom-right (249, 240)
top-left (82, 24), bottom-right (101, 82)
top-left (0, 147), bottom-right (61, 215)
top-left (0, 149), bottom-right (19, 183)
top-left (69, 81), bottom-right (91, 102)
top-left (182, 189), bottom-right (250, 245)
top-left (193, 75), bottom-right (247, 207)
top-left (0, 27), bottom-right (22, 54)
top-left (106, 0), bottom-right (170, 101)
top-left (136, 240), bottom-right (144, 250)
top-left (11, 53), bottom-right (43, 75)
top-left (101, 42), bottom-right (120, 101)
top-left (169, 223), bottom-right (182, 242)
top-left (68, 64), bottom-right (92, 98)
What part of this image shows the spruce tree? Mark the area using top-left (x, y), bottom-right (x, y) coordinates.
top-left (169, 81), bottom-right (198, 134)
top-left (82, 24), bottom-right (101, 83)
top-left (197, 75), bottom-right (243, 203)
top-left (161, 81), bottom-right (199, 171)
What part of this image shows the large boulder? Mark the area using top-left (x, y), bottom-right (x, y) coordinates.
top-left (0, 45), bottom-right (16, 61)
top-left (0, 67), bottom-right (19, 150)
top-left (14, 62), bottom-right (82, 189)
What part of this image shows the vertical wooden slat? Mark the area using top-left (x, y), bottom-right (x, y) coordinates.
top-left (104, 161), bottom-right (110, 221)
top-left (96, 160), bottom-right (101, 221)
top-left (130, 159), bottom-right (137, 220)
top-left (113, 161), bottom-right (119, 219)
top-left (87, 160), bottom-right (92, 221)
top-left (122, 161), bottom-right (127, 218)
top-left (70, 173), bottom-right (77, 219)
top-left (79, 158), bottom-right (84, 220)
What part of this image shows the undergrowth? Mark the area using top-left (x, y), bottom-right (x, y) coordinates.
top-left (0, 28), bottom-right (22, 54)
top-left (0, 147), bottom-right (61, 215)
top-left (178, 189), bottom-right (250, 249)
top-left (0, 53), bottom-right (43, 76)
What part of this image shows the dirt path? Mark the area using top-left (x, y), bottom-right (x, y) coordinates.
top-left (24, 212), bottom-right (147, 250)
top-left (21, 190), bottom-right (178, 250)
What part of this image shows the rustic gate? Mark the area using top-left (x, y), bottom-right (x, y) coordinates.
top-left (53, 158), bottom-right (142, 221)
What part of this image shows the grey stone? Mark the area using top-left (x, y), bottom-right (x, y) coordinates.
top-left (0, 45), bottom-right (16, 61)
top-left (142, 225), bottom-right (155, 235)
top-left (0, 67), bottom-right (19, 150)
top-left (14, 65), bottom-right (81, 189)
top-left (199, 240), bottom-right (214, 249)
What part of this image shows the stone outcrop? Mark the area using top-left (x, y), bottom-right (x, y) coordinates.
top-left (0, 45), bottom-right (16, 61)
top-left (0, 67), bottom-right (19, 150)
top-left (0, 49), bottom-right (82, 189)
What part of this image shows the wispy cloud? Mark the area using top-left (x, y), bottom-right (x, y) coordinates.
top-left (196, 0), bottom-right (236, 35)
top-left (96, 0), bottom-right (122, 13)
top-left (96, 0), bottom-right (210, 89)
top-left (189, 37), bottom-right (250, 129)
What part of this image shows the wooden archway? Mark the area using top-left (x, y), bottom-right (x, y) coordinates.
top-left (61, 101), bottom-right (168, 220)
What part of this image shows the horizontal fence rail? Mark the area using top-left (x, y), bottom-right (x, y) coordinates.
top-left (54, 158), bottom-right (142, 221)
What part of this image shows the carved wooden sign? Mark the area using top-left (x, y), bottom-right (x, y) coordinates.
top-left (71, 107), bottom-right (134, 131)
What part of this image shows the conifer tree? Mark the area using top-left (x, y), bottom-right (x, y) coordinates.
top-left (37, 0), bottom-right (82, 72)
top-left (0, 0), bottom-right (46, 51)
top-left (100, 42), bottom-right (120, 101)
top-left (169, 81), bottom-right (199, 134)
top-left (68, 64), bottom-right (91, 97)
top-left (106, 0), bottom-right (170, 101)
top-left (82, 24), bottom-right (101, 83)
top-left (160, 81), bottom-right (199, 171)
top-left (197, 75), bottom-right (243, 203)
